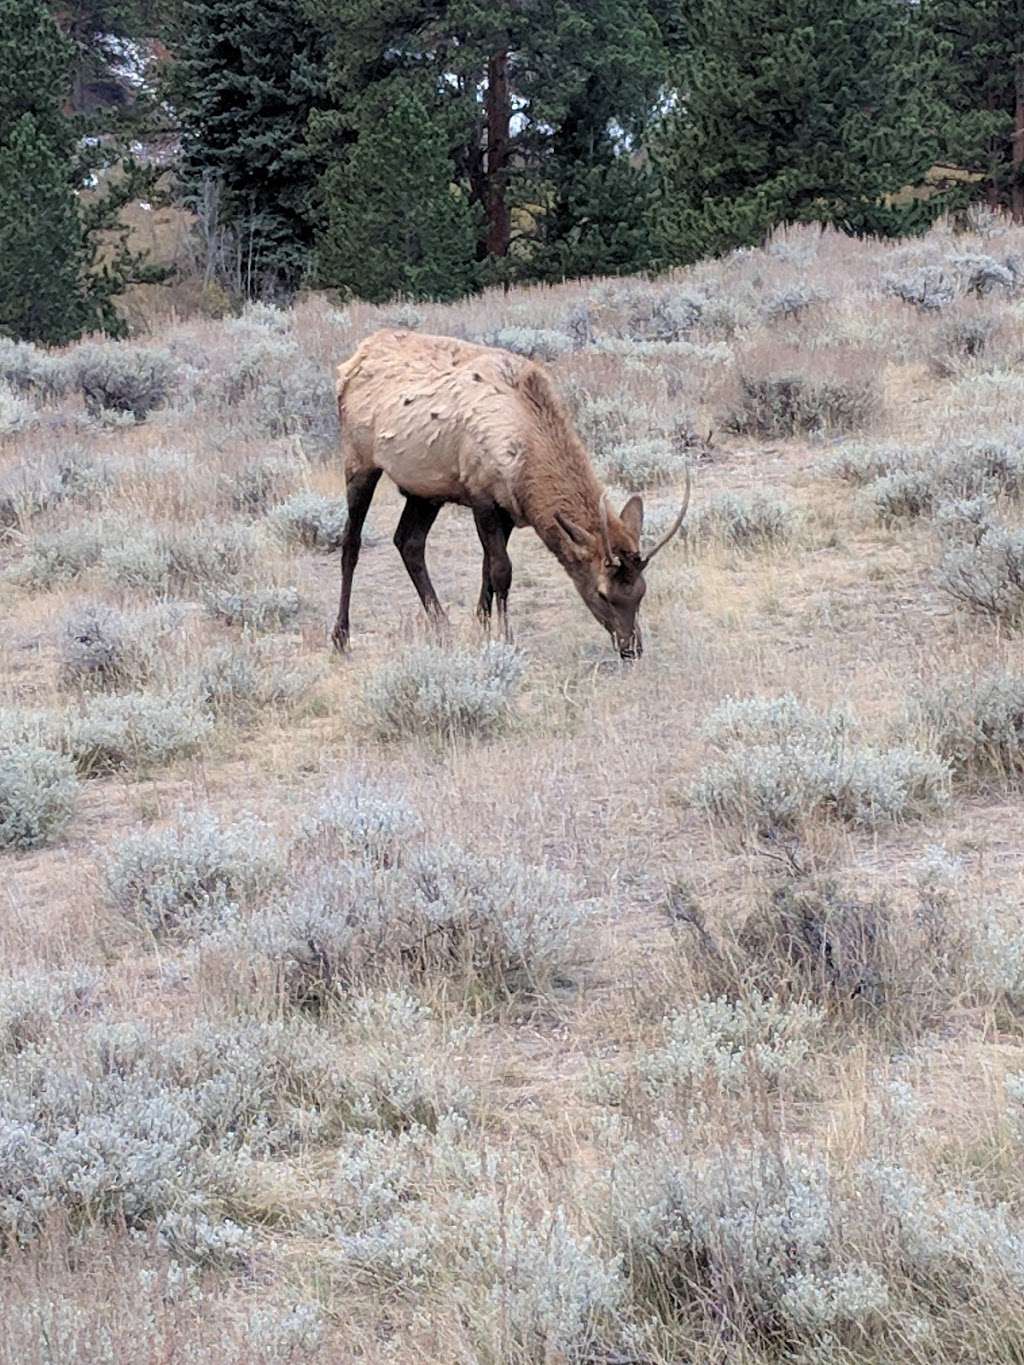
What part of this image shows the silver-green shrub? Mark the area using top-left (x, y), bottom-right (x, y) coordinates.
top-left (69, 343), bottom-right (176, 420)
top-left (730, 366), bottom-right (879, 437)
top-left (361, 643), bottom-right (523, 742)
top-left (605, 993), bottom-right (821, 1107)
top-left (692, 740), bottom-right (949, 832)
top-left (702, 694), bottom-right (847, 750)
top-left (0, 742), bottom-right (79, 851)
top-left (0, 337), bottom-right (68, 399)
top-left (102, 521), bottom-right (265, 593)
top-left (246, 842), bottom-right (593, 1003)
top-left (297, 780), bottom-right (422, 865)
top-left (103, 809), bottom-right (282, 936)
top-left (269, 490), bottom-right (349, 551)
top-left (937, 527), bottom-right (1024, 626)
top-left (203, 586), bottom-right (301, 632)
top-left (9, 528), bottom-right (105, 589)
top-left (0, 967), bottom-right (98, 1054)
top-left (692, 697), bottom-right (948, 832)
top-left (194, 642), bottom-right (315, 722)
top-left (911, 671), bottom-right (1024, 784)
top-left (0, 381), bottom-right (38, 437)
top-left (693, 491), bottom-right (798, 549)
top-left (57, 601), bottom-right (177, 692)
top-left (601, 439), bottom-right (687, 491)
top-left (611, 1144), bottom-right (888, 1349)
top-left (827, 442), bottom-right (913, 486)
top-left (476, 327), bottom-right (573, 361)
top-left (65, 692), bottom-right (211, 775)
top-left (866, 470), bottom-right (936, 524)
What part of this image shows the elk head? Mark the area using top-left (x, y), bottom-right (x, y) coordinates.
top-left (555, 469), bottom-right (690, 659)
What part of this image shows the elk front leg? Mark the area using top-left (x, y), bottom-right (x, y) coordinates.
top-left (473, 505), bottom-right (514, 640)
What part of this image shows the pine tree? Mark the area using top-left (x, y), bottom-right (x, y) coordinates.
top-left (0, 0), bottom-right (163, 343)
top-left (654, 0), bottom-right (950, 265)
top-left (307, 0), bottom-right (667, 288)
top-left (314, 88), bottom-right (479, 302)
top-left (165, 0), bottom-right (333, 294)
top-left (0, 115), bottom-right (89, 344)
top-left (923, 0), bottom-right (1024, 219)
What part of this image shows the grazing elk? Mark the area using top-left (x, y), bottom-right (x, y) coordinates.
top-left (332, 330), bottom-right (690, 659)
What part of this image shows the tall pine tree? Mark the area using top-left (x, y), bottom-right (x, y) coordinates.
top-left (654, 0), bottom-right (950, 264)
top-left (923, 1), bottom-right (1024, 219)
top-left (0, 115), bottom-right (89, 343)
top-left (307, 0), bottom-right (668, 288)
top-left (314, 87), bottom-right (479, 302)
top-left (165, 0), bottom-right (333, 294)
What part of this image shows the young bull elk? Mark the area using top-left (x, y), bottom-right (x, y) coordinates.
top-left (332, 330), bottom-right (690, 659)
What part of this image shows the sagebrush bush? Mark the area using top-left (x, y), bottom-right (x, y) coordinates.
top-left (883, 265), bottom-right (954, 311)
top-left (223, 458), bottom-right (293, 514)
top-left (101, 521), bottom-right (265, 593)
top-left (245, 842), bottom-right (593, 1005)
top-left (693, 491), bottom-right (798, 549)
top-left (827, 442), bottom-right (913, 486)
top-left (730, 353), bottom-right (879, 437)
top-left (937, 527), bottom-right (1024, 626)
top-left (600, 439), bottom-right (687, 491)
top-left (609, 1144), bottom-right (888, 1351)
top-left (0, 381), bottom-right (38, 437)
top-left (239, 360), bottom-right (338, 448)
top-left (69, 343), bottom-right (176, 420)
top-left (762, 285), bottom-right (823, 322)
top-left (0, 967), bottom-right (98, 1054)
top-left (9, 528), bottom-right (104, 589)
top-left (598, 993), bottom-right (821, 1110)
top-left (269, 491), bottom-right (349, 551)
top-left (0, 1016), bottom-right (356, 1243)
top-left (571, 392), bottom-right (657, 458)
top-left (194, 642), bottom-right (315, 721)
top-left (297, 780), bottom-right (422, 865)
top-left (692, 698), bottom-right (948, 832)
top-left (866, 470), bottom-right (936, 524)
top-left (911, 671), bottom-right (1024, 784)
top-left (361, 643), bottom-right (523, 742)
top-left (622, 288), bottom-right (704, 341)
top-left (702, 694), bottom-right (847, 750)
top-left (64, 692), bottom-right (211, 775)
top-left (0, 337), bottom-right (67, 399)
top-left (475, 327), bottom-right (573, 361)
top-left (930, 314), bottom-right (998, 378)
top-left (103, 809), bottom-right (282, 936)
top-left (0, 742), bottom-right (79, 851)
top-left (57, 601), bottom-right (177, 692)
top-left (203, 585), bottom-right (301, 632)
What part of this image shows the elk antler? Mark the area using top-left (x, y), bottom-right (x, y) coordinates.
top-left (598, 493), bottom-right (616, 566)
top-left (642, 466), bottom-right (691, 566)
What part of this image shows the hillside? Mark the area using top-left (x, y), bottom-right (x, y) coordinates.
top-left (2, 219), bottom-right (1024, 1362)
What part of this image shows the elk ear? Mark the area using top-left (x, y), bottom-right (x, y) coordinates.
top-left (555, 512), bottom-right (593, 554)
top-left (619, 495), bottom-right (644, 542)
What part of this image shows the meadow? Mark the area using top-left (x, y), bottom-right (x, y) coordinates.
top-left (2, 213), bottom-right (1024, 1363)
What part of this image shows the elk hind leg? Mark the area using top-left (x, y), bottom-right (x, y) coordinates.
top-left (394, 494), bottom-right (446, 626)
top-left (333, 467), bottom-right (382, 651)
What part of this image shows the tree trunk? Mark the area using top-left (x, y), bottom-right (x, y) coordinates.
top-left (1013, 59), bottom-right (1024, 223)
top-left (485, 49), bottom-right (511, 258)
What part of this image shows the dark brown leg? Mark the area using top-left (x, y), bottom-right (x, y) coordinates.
top-left (332, 468), bottom-right (382, 651)
top-left (473, 505), bottom-right (514, 638)
top-left (394, 495), bottom-right (446, 621)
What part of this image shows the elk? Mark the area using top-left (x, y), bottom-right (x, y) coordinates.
top-left (332, 329), bottom-right (690, 659)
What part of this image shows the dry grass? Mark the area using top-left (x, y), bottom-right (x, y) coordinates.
top-left (3, 220), bottom-right (1024, 1362)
